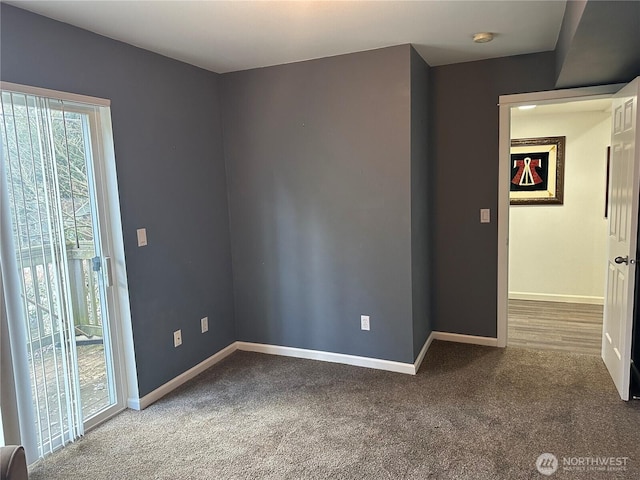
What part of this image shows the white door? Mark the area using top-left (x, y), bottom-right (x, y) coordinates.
top-left (603, 77), bottom-right (640, 401)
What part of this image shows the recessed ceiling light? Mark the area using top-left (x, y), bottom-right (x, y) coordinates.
top-left (473, 32), bottom-right (494, 43)
top-left (518, 105), bottom-right (537, 110)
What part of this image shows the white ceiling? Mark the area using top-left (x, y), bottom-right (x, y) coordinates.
top-left (6, 0), bottom-right (568, 74)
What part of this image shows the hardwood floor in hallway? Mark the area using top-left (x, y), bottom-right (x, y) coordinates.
top-left (508, 299), bottom-right (603, 355)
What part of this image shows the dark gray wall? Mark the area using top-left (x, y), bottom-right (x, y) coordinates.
top-left (4, 2), bottom-right (607, 394)
top-left (555, 0), bottom-right (587, 84)
top-left (556, 0), bottom-right (640, 88)
top-left (0, 4), bottom-right (236, 397)
top-left (220, 45), bottom-right (416, 363)
top-left (410, 48), bottom-right (432, 357)
top-left (431, 52), bottom-right (556, 337)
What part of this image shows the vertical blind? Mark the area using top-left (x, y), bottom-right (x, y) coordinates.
top-left (1, 91), bottom-right (88, 458)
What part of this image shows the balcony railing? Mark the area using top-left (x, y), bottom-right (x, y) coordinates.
top-left (17, 241), bottom-right (103, 351)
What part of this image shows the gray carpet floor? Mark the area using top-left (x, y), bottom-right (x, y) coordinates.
top-left (28, 340), bottom-right (640, 479)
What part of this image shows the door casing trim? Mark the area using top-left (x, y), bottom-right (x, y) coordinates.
top-left (497, 84), bottom-right (623, 348)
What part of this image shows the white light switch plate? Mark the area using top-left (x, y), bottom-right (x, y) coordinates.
top-left (137, 228), bottom-right (148, 247)
top-left (361, 315), bottom-right (370, 331)
top-left (480, 209), bottom-right (491, 224)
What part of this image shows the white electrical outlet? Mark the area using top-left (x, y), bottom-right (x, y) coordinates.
top-left (361, 315), bottom-right (370, 331)
top-left (201, 317), bottom-right (209, 333)
top-left (173, 329), bottom-right (182, 347)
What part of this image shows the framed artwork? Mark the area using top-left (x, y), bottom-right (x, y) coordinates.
top-left (510, 136), bottom-right (566, 205)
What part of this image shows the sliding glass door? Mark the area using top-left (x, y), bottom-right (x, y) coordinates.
top-left (0, 88), bottom-right (123, 458)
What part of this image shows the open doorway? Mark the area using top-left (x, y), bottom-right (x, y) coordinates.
top-left (498, 81), bottom-right (640, 401)
top-left (507, 99), bottom-right (612, 355)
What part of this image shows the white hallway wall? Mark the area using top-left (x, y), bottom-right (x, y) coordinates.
top-left (509, 110), bottom-right (611, 304)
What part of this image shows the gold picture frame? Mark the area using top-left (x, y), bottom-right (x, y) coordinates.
top-left (510, 136), bottom-right (566, 205)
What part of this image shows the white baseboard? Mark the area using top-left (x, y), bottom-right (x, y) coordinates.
top-left (236, 341), bottom-right (418, 375)
top-left (129, 342), bottom-right (237, 410)
top-left (509, 292), bottom-right (604, 305)
top-left (126, 396), bottom-right (142, 411)
top-left (128, 331), bottom-right (492, 410)
top-left (432, 332), bottom-right (498, 347)
top-left (413, 332), bottom-right (434, 373)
